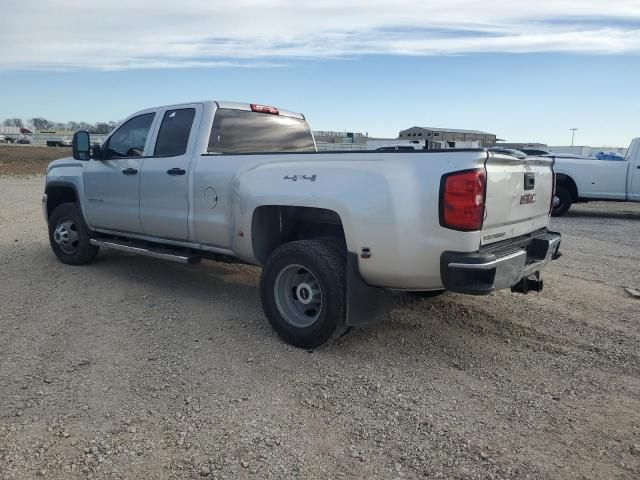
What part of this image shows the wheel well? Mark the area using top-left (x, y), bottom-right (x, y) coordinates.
top-left (251, 206), bottom-right (346, 264)
top-left (45, 185), bottom-right (78, 218)
top-left (556, 174), bottom-right (578, 200)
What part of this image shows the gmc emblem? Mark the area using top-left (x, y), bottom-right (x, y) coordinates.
top-left (520, 193), bottom-right (536, 205)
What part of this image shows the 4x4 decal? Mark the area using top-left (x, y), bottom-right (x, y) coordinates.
top-left (283, 175), bottom-right (317, 182)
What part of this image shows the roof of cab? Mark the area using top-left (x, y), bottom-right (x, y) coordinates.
top-left (152, 101), bottom-right (305, 120)
top-left (215, 101), bottom-right (305, 120)
top-left (130, 101), bottom-right (305, 121)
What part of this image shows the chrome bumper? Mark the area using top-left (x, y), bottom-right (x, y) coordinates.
top-left (441, 230), bottom-right (561, 295)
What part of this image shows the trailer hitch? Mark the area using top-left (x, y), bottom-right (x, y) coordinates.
top-left (511, 273), bottom-right (544, 294)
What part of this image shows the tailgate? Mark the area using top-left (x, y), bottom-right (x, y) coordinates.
top-left (481, 154), bottom-right (554, 246)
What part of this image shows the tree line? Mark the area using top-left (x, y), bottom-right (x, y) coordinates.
top-left (2, 117), bottom-right (118, 134)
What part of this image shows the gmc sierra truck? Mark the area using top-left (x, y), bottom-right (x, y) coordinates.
top-left (552, 137), bottom-right (640, 216)
top-left (43, 101), bottom-right (561, 348)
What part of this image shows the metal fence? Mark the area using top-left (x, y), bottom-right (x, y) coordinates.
top-left (315, 142), bottom-right (368, 152)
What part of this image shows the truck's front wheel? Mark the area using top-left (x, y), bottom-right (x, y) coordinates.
top-left (260, 240), bottom-right (347, 348)
top-left (48, 203), bottom-right (99, 265)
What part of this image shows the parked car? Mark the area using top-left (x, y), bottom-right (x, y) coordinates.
top-left (595, 151), bottom-right (625, 161)
top-left (552, 138), bottom-right (640, 216)
top-left (0, 135), bottom-right (8, 143)
top-left (43, 101), bottom-right (561, 348)
top-left (47, 137), bottom-right (72, 147)
top-left (16, 136), bottom-right (31, 144)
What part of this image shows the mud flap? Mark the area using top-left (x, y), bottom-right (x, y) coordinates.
top-left (346, 253), bottom-right (392, 327)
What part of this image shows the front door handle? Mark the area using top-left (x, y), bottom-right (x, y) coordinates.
top-left (167, 168), bottom-right (186, 176)
top-left (122, 168), bottom-right (138, 175)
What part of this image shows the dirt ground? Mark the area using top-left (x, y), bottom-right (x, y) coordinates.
top-left (1, 177), bottom-right (639, 480)
top-left (0, 145), bottom-right (70, 177)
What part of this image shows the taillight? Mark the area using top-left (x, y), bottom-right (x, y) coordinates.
top-left (250, 104), bottom-right (279, 115)
top-left (439, 169), bottom-right (486, 231)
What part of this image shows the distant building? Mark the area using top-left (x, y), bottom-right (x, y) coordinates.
top-left (0, 126), bottom-right (21, 135)
top-left (497, 142), bottom-right (548, 150)
top-left (313, 131), bottom-right (367, 143)
top-left (313, 131), bottom-right (368, 151)
top-left (399, 127), bottom-right (496, 147)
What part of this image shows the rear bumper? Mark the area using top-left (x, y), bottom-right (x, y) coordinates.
top-left (440, 229), bottom-right (561, 295)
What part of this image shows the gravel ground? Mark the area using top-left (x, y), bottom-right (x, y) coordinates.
top-left (1, 177), bottom-right (639, 480)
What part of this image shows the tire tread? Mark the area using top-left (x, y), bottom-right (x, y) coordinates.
top-left (260, 239), bottom-right (347, 348)
top-left (48, 203), bottom-right (98, 265)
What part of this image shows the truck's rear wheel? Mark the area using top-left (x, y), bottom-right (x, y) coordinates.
top-left (260, 239), bottom-right (347, 348)
top-left (551, 185), bottom-right (572, 217)
top-left (48, 203), bottom-right (99, 265)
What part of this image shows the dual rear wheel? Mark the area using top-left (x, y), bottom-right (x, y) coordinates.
top-left (260, 240), bottom-right (348, 349)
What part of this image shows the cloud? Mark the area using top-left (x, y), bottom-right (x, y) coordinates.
top-left (1, 0), bottom-right (639, 70)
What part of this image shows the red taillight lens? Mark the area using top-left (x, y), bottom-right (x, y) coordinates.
top-left (440, 169), bottom-right (486, 231)
top-left (250, 103), bottom-right (279, 115)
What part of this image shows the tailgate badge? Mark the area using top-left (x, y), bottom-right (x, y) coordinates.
top-left (520, 193), bottom-right (536, 205)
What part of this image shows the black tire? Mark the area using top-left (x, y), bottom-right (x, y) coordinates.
top-left (551, 185), bottom-right (572, 217)
top-left (260, 239), bottom-right (347, 349)
top-left (48, 203), bottom-right (99, 265)
top-left (409, 290), bottom-right (446, 298)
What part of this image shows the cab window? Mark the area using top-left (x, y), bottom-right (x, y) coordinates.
top-left (104, 113), bottom-right (155, 159)
top-left (154, 108), bottom-right (195, 157)
top-left (207, 109), bottom-right (315, 154)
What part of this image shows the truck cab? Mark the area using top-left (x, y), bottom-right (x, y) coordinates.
top-left (552, 137), bottom-right (640, 215)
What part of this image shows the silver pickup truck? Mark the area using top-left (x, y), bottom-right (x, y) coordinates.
top-left (43, 101), bottom-right (561, 348)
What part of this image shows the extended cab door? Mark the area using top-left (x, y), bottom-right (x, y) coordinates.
top-left (139, 104), bottom-right (201, 240)
top-left (83, 111), bottom-right (157, 233)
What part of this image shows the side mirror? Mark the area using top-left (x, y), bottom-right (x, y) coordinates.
top-left (72, 131), bottom-right (91, 161)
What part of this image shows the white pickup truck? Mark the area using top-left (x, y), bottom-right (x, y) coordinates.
top-left (552, 138), bottom-right (640, 216)
top-left (43, 101), bottom-right (561, 348)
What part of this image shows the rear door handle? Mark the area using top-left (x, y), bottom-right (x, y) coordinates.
top-left (122, 168), bottom-right (138, 175)
top-left (167, 168), bottom-right (186, 176)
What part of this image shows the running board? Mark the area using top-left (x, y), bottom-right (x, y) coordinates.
top-left (90, 239), bottom-right (201, 264)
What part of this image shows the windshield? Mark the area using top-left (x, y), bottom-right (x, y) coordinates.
top-left (208, 108), bottom-right (315, 154)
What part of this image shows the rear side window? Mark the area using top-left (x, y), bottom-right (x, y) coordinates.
top-left (154, 108), bottom-right (196, 157)
top-left (208, 109), bottom-right (315, 154)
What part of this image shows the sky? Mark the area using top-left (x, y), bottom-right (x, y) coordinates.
top-left (1, 0), bottom-right (639, 146)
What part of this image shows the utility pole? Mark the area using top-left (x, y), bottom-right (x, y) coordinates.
top-left (570, 128), bottom-right (578, 147)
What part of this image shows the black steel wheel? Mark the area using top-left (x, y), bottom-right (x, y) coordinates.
top-left (260, 239), bottom-right (347, 348)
